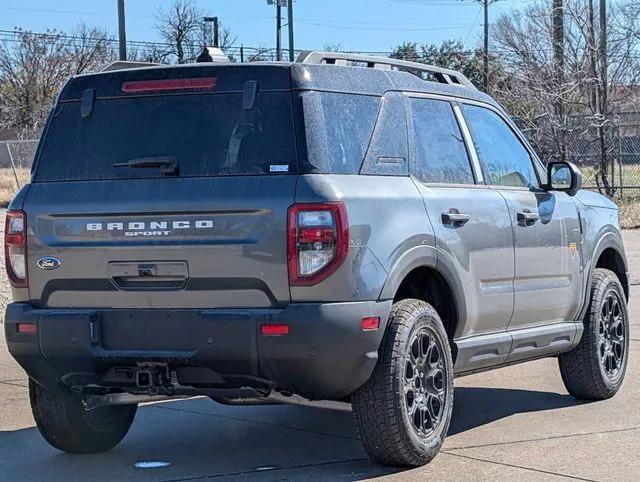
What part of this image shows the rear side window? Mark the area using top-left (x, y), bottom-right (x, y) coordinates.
top-left (462, 104), bottom-right (539, 188)
top-left (34, 91), bottom-right (297, 181)
top-left (410, 98), bottom-right (475, 184)
top-left (300, 92), bottom-right (379, 174)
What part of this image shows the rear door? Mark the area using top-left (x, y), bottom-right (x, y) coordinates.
top-left (24, 66), bottom-right (298, 309)
top-left (461, 103), bottom-right (583, 329)
top-left (407, 96), bottom-right (515, 341)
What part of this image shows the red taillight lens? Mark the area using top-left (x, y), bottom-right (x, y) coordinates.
top-left (287, 203), bottom-right (349, 286)
top-left (4, 210), bottom-right (28, 288)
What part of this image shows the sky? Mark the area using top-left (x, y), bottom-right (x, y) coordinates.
top-left (0, 0), bottom-right (534, 54)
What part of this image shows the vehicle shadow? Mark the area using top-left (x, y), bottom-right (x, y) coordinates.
top-left (0, 385), bottom-right (582, 481)
top-left (448, 386), bottom-right (580, 436)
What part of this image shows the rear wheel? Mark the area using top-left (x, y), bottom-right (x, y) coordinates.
top-left (29, 379), bottom-right (137, 453)
top-left (559, 268), bottom-right (629, 400)
top-left (352, 299), bottom-right (454, 467)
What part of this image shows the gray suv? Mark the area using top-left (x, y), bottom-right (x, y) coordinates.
top-left (4, 52), bottom-right (630, 467)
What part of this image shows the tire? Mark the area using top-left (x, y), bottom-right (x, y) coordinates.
top-left (29, 379), bottom-right (137, 453)
top-left (559, 268), bottom-right (629, 400)
top-left (352, 299), bottom-right (454, 467)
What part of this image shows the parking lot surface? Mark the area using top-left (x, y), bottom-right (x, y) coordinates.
top-left (0, 226), bottom-right (638, 480)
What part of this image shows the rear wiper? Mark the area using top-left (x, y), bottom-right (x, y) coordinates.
top-left (113, 157), bottom-right (179, 175)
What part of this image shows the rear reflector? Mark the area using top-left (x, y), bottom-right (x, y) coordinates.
top-left (121, 77), bottom-right (217, 93)
top-left (17, 323), bottom-right (37, 334)
top-left (361, 317), bottom-right (380, 331)
top-left (261, 324), bottom-right (289, 336)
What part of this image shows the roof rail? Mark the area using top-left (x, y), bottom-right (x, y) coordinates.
top-left (297, 51), bottom-right (476, 90)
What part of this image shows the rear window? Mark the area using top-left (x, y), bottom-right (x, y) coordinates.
top-left (34, 91), bottom-right (297, 181)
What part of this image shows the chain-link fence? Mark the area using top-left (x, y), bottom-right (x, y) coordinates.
top-left (0, 139), bottom-right (38, 205)
top-left (529, 112), bottom-right (640, 200)
top-left (2, 113), bottom-right (640, 195)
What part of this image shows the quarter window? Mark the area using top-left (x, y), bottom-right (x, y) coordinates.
top-left (410, 98), bottom-right (475, 185)
top-left (462, 104), bottom-right (538, 188)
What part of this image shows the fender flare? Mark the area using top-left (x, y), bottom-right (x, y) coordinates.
top-left (578, 231), bottom-right (629, 320)
top-left (379, 245), bottom-right (467, 337)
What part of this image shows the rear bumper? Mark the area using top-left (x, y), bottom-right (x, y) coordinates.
top-left (5, 300), bottom-right (392, 400)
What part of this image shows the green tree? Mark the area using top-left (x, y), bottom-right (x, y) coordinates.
top-left (390, 40), bottom-right (497, 90)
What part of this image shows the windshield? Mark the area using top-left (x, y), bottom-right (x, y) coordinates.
top-left (34, 91), bottom-right (297, 181)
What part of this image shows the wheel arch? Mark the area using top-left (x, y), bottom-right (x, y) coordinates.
top-left (580, 232), bottom-right (629, 319)
top-left (380, 246), bottom-right (465, 356)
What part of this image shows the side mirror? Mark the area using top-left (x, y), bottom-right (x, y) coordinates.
top-left (546, 161), bottom-right (582, 197)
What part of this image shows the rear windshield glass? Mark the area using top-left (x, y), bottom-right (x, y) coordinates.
top-left (34, 91), bottom-right (297, 181)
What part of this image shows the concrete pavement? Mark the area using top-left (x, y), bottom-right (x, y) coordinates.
top-left (0, 232), bottom-right (639, 480)
top-left (0, 291), bottom-right (638, 481)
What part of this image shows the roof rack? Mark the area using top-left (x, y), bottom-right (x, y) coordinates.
top-left (297, 51), bottom-right (476, 90)
top-left (100, 61), bottom-right (164, 72)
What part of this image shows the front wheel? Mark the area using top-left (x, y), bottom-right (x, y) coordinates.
top-left (352, 299), bottom-right (454, 467)
top-left (559, 268), bottom-right (629, 400)
top-left (30, 380), bottom-right (137, 453)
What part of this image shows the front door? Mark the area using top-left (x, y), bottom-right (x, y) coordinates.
top-left (407, 96), bottom-right (515, 339)
top-left (461, 103), bottom-right (583, 330)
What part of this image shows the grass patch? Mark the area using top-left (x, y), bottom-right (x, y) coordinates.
top-left (617, 197), bottom-right (640, 229)
top-left (0, 168), bottom-right (30, 207)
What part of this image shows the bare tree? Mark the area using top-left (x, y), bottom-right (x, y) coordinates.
top-left (493, 0), bottom-right (640, 196)
top-left (156, 0), bottom-right (236, 64)
top-left (156, 0), bottom-right (202, 64)
top-left (322, 42), bottom-right (344, 52)
top-left (0, 25), bottom-right (113, 138)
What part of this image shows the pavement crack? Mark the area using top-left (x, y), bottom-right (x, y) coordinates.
top-left (158, 457), bottom-right (369, 481)
top-left (149, 404), bottom-right (361, 442)
top-left (445, 425), bottom-right (640, 451)
top-left (441, 452), bottom-right (596, 481)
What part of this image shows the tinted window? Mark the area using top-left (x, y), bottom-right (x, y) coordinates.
top-left (35, 92), bottom-right (297, 181)
top-left (410, 98), bottom-right (475, 184)
top-left (301, 92), bottom-right (379, 174)
top-left (463, 105), bottom-right (538, 188)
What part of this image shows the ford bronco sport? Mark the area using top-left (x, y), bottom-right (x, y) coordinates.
top-left (4, 52), bottom-right (630, 467)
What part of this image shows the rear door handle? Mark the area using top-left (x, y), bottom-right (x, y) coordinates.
top-left (442, 210), bottom-right (471, 225)
top-left (517, 210), bottom-right (540, 224)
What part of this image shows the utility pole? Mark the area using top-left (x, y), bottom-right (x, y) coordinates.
top-left (276, 3), bottom-right (282, 61)
top-left (117, 0), bottom-right (126, 61)
top-left (552, 0), bottom-right (565, 160)
top-left (288, 0), bottom-right (295, 61)
top-left (599, 0), bottom-right (607, 112)
top-left (214, 16), bottom-right (219, 47)
top-left (204, 17), bottom-right (219, 47)
top-left (475, 0), bottom-right (499, 92)
top-left (483, 0), bottom-right (489, 92)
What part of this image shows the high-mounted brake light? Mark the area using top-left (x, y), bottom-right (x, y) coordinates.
top-left (287, 203), bottom-right (349, 286)
top-left (4, 210), bottom-right (28, 288)
top-left (121, 77), bottom-right (217, 93)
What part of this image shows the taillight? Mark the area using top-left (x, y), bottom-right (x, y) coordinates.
top-left (4, 210), bottom-right (27, 288)
top-left (288, 203), bottom-right (349, 286)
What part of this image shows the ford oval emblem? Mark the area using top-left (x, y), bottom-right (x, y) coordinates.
top-left (37, 257), bottom-right (61, 270)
